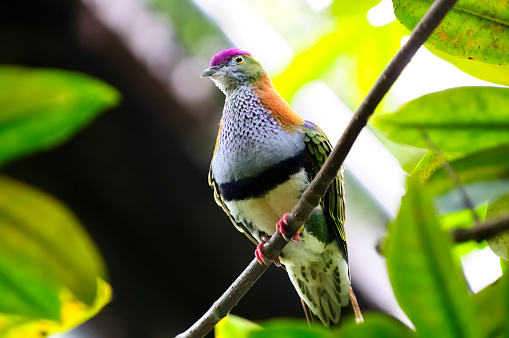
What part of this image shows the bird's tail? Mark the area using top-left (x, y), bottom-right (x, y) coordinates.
top-left (287, 258), bottom-right (352, 327)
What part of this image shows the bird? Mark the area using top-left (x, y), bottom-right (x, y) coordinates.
top-left (202, 48), bottom-right (354, 327)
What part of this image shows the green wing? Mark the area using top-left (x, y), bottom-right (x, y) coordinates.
top-left (208, 167), bottom-right (259, 246)
top-left (303, 121), bottom-right (348, 259)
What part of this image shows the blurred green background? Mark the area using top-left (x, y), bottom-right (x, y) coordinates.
top-left (1, 0), bottom-right (504, 336)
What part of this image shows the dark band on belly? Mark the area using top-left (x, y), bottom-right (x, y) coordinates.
top-left (220, 152), bottom-right (306, 201)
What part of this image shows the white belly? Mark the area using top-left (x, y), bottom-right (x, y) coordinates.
top-left (224, 169), bottom-right (309, 241)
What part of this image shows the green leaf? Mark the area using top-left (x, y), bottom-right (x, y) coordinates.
top-left (411, 150), bottom-right (463, 183)
top-left (252, 319), bottom-right (331, 338)
top-left (215, 314), bottom-right (263, 338)
top-left (0, 175), bottom-right (107, 319)
top-left (472, 276), bottom-right (506, 338)
top-left (0, 66), bottom-right (120, 166)
top-left (386, 179), bottom-right (480, 338)
top-left (393, 0), bottom-right (509, 66)
top-left (485, 194), bottom-right (509, 261)
top-left (427, 145), bottom-right (509, 197)
top-left (337, 313), bottom-right (414, 338)
top-left (0, 256), bottom-right (60, 320)
top-left (0, 278), bottom-right (111, 337)
top-left (373, 87), bottom-right (509, 153)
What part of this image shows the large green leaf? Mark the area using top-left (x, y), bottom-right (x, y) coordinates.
top-left (373, 87), bottom-right (509, 153)
top-left (0, 175), bottom-right (107, 319)
top-left (337, 313), bottom-right (414, 338)
top-left (393, 0), bottom-right (509, 65)
top-left (386, 180), bottom-right (480, 338)
top-left (0, 66), bottom-right (119, 165)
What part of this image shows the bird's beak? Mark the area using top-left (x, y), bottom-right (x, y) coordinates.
top-left (201, 65), bottom-right (221, 78)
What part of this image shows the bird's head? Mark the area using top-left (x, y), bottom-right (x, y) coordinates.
top-left (201, 48), bottom-right (266, 94)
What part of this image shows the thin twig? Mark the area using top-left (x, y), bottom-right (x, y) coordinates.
top-left (176, 0), bottom-right (459, 337)
top-left (421, 129), bottom-right (480, 224)
top-left (452, 213), bottom-right (509, 243)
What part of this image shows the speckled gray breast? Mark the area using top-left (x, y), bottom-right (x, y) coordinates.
top-left (211, 86), bottom-right (305, 185)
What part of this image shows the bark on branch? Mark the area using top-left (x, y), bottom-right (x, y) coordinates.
top-left (177, 0), bottom-right (459, 336)
top-left (452, 214), bottom-right (509, 243)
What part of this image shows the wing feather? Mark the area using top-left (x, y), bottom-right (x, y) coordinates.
top-left (303, 121), bottom-right (348, 259)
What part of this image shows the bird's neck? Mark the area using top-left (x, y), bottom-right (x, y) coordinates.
top-left (224, 74), bottom-right (303, 133)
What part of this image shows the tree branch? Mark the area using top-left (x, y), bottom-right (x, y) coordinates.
top-left (177, 0), bottom-right (459, 336)
top-left (452, 214), bottom-right (509, 243)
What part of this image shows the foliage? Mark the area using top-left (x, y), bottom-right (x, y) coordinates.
top-left (213, 0), bottom-right (509, 336)
top-left (485, 195), bottom-right (509, 261)
top-left (0, 67), bottom-right (119, 165)
top-left (0, 67), bottom-right (118, 336)
top-left (393, 0), bottom-right (509, 86)
top-left (387, 180), bottom-right (480, 338)
top-left (373, 87), bottom-right (509, 153)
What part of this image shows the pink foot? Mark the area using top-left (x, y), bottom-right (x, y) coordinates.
top-left (254, 237), bottom-right (281, 267)
top-left (255, 242), bottom-right (268, 265)
top-left (276, 213), bottom-right (300, 243)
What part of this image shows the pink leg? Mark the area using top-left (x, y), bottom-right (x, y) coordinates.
top-left (276, 213), bottom-right (300, 243)
top-left (254, 237), bottom-right (281, 267)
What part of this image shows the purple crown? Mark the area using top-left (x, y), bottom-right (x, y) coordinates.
top-left (210, 48), bottom-right (251, 67)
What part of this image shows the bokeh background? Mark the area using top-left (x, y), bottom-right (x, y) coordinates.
top-left (1, 0), bottom-right (501, 337)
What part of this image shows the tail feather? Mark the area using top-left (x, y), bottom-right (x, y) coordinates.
top-left (287, 257), bottom-right (350, 327)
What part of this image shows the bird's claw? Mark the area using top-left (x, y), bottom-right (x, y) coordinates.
top-left (255, 237), bottom-right (281, 267)
top-left (276, 213), bottom-right (300, 243)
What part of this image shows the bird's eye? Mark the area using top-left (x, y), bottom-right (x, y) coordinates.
top-left (234, 56), bottom-right (244, 64)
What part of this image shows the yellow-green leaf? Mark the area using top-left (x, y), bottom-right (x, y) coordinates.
top-left (0, 67), bottom-right (120, 166)
top-left (0, 175), bottom-right (107, 319)
top-left (393, 0), bottom-right (509, 65)
top-left (215, 314), bottom-right (262, 338)
top-left (0, 278), bottom-right (111, 338)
